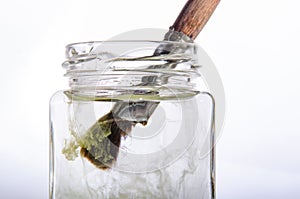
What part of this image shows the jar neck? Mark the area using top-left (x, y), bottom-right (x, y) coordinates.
top-left (62, 40), bottom-right (201, 100)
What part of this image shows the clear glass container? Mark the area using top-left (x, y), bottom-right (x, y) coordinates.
top-left (49, 40), bottom-right (215, 199)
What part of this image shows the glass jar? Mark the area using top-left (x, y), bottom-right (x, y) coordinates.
top-left (49, 40), bottom-right (215, 199)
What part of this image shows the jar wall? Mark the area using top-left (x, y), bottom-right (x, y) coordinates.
top-left (49, 91), bottom-right (215, 199)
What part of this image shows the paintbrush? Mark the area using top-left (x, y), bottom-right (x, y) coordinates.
top-left (80, 0), bottom-right (220, 169)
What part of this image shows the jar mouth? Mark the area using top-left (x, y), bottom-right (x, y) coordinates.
top-left (66, 40), bottom-right (196, 47)
top-left (64, 40), bottom-right (197, 60)
top-left (63, 40), bottom-right (201, 98)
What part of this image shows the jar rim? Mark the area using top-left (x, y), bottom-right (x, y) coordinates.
top-left (66, 40), bottom-right (197, 46)
top-left (66, 40), bottom-right (196, 52)
top-left (63, 39), bottom-right (201, 95)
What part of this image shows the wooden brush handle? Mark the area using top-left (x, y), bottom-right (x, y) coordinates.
top-left (172, 0), bottom-right (220, 40)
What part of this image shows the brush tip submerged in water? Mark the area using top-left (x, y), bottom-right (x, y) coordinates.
top-left (80, 111), bottom-right (134, 169)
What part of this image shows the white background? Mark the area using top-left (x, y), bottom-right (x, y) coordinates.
top-left (0, 0), bottom-right (299, 198)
